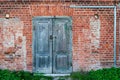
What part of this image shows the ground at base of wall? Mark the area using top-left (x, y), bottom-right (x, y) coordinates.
top-left (53, 67), bottom-right (120, 80)
top-left (0, 67), bottom-right (120, 80)
top-left (53, 77), bottom-right (71, 80)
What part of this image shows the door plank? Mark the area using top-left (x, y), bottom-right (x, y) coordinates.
top-left (53, 18), bottom-right (72, 73)
top-left (33, 18), bottom-right (52, 73)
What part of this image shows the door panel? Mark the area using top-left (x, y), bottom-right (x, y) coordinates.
top-left (33, 19), bottom-right (52, 73)
top-left (53, 18), bottom-right (72, 73)
top-left (33, 17), bottom-right (72, 74)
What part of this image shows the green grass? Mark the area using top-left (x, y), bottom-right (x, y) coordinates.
top-left (0, 67), bottom-right (120, 80)
top-left (0, 69), bottom-right (53, 80)
top-left (70, 67), bottom-right (120, 80)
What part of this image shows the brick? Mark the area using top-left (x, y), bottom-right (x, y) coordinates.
top-left (0, 1), bottom-right (119, 72)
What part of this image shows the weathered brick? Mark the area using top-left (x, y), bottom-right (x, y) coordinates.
top-left (0, 1), bottom-right (119, 72)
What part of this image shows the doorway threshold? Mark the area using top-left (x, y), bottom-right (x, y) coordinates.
top-left (44, 74), bottom-right (70, 77)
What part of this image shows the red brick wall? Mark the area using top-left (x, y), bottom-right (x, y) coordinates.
top-left (0, 0), bottom-right (116, 2)
top-left (0, 1), bottom-right (119, 71)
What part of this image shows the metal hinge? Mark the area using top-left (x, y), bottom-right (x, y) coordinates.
top-left (70, 62), bottom-right (72, 66)
top-left (33, 26), bottom-right (35, 30)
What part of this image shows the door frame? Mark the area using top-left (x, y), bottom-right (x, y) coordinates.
top-left (32, 16), bottom-right (73, 73)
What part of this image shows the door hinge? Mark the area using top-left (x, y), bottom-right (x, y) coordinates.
top-left (70, 62), bottom-right (72, 66)
top-left (33, 26), bottom-right (35, 30)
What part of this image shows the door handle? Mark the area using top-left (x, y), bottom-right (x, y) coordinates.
top-left (49, 35), bottom-right (56, 40)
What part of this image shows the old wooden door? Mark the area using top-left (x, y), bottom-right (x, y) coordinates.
top-left (33, 17), bottom-right (72, 74)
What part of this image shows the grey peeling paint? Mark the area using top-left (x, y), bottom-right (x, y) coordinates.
top-left (0, 18), bottom-right (27, 70)
top-left (90, 17), bottom-right (101, 50)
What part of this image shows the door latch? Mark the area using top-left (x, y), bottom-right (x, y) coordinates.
top-left (50, 35), bottom-right (53, 40)
top-left (50, 35), bottom-right (56, 40)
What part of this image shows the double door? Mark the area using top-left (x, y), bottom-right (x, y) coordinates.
top-left (33, 17), bottom-right (72, 73)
